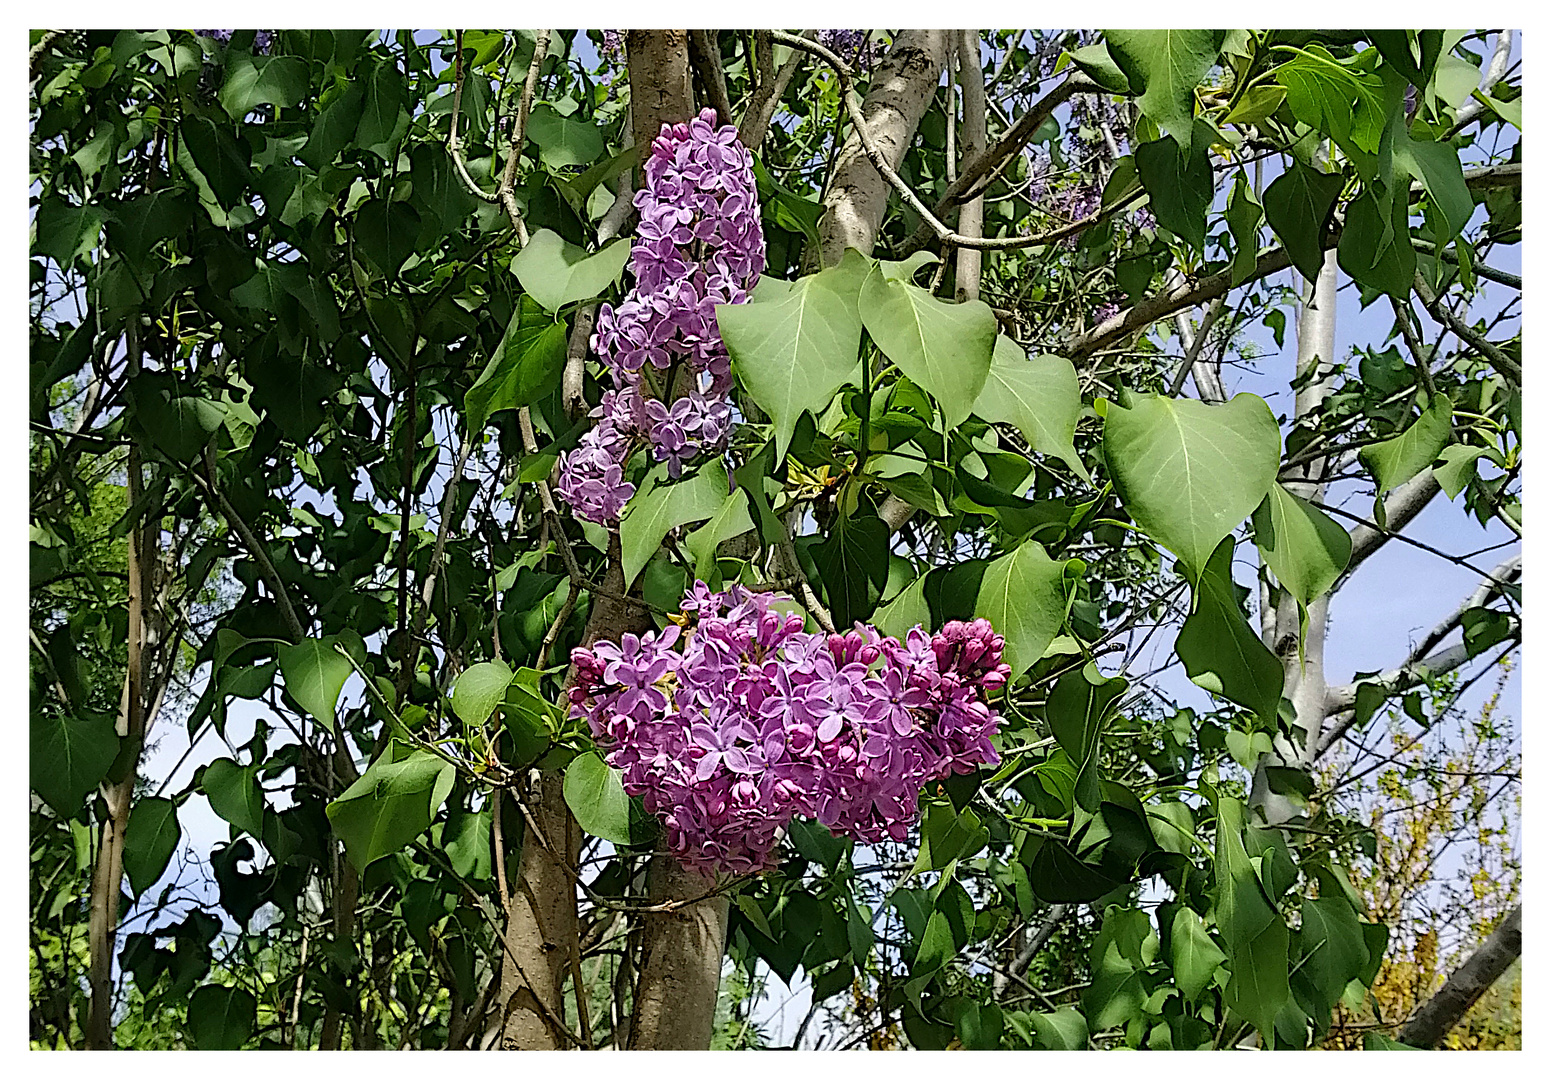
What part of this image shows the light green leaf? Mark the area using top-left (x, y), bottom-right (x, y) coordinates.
top-left (874, 573), bottom-right (930, 640)
top-left (860, 268), bottom-right (997, 427)
top-left (277, 638), bottom-right (353, 734)
top-left (124, 797), bottom-right (182, 896)
top-left (451, 660), bottom-right (516, 727)
top-left (1065, 43), bottom-right (1130, 93)
top-left (683, 488), bottom-right (755, 581)
top-left (1103, 392), bottom-right (1281, 581)
top-left (29, 712), bottom-right (119, 817)
top-left (326, 746), bottom-right (456, 870)
top-left (510, 228), bottom-right (631, 313)
top-left (1251, 483), bottom-right (1351, 609)
top-left (464, 296), bottom-right (569, 429)
top-left (203, 758), bottom-right (267, 838)
top-left (718, 249), bottom-right (869, 461)
top-left (1028, 1007), bottom-right (1089, 1050)
top-left (1359, 395), bottom-right (1453, 495)
top-left (526, 105), bottom-right (604, 168)
top-left (973, 539), bottom-right (1068, 679)
top-left (973, 336), bottom-right (1090, 481)
top-left (186, 984), bottom-right (256, 1050)
top-left (619, 460), bottom-right (730, 588)
top-left (563, 752), bottom-right (636, 845)
top-left (1434, 443), bottom-right (1488, 500)
top-left (1176, 538), bottom-right (1284, 720)
top-left (1277, 44), bottom-right (1387, 157)
top-left (1393, 133), bottom-right (1475, 245)
top-left (1105, 30), bottom-right (1226, 146)
top-left (1171, 908), bottom-right (1228, 1003)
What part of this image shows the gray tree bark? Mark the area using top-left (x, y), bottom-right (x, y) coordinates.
top-left (819, 31), bottom-right (951, 266)
top-left (1399, 904), bottom-right (1521, 1048)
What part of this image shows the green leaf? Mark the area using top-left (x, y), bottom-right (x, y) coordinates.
top-left (1043, 667), bottom-right (1127, 811)
top-left (1065, 43), bottom-right (1130, 93)
top-left (1434, 444), bottom-right (1487, 500)
top-left (1028, 1008), bottom-right (1089, 1050)
top-left (526, 105), bottom-right (604, 168)
top-left (509, 228), bottom-right (632, 313)
top-left (356, 60), bottom-right (407, 159)
top-left (1299, 895), bottom-right (1370, 1017)
top-left (563, 752), bottom-right (637, 845)
top-left (1394, 135), bottom-right (1474, 245)
top-left (30, 712), bottom-right (119, 817)
top-left (1171, 908), bottom-right (1228, 1003)
top-left (300, 82), bottom-right (364, 169)
top-left (124, 797), bottom-right (182, 896)
top-left (1215, 798), bottom-right (1289, 1037)
top-left (1135, 131), bottom-right (1213, 251)
top-left (914, 800), bottom-right (989, 872)
top-left (874, 573), bottom-right (931, 640)
top-left (973, 336), bottom-right (1089, 480)
top-left (34, 201), bottom-right (104, 267)
top-left (1225, 174), bottom-right (1264, 286)
top-left (186, 984), bottom-right (256, 1050)
top-left (813, 508), bottom-right (890, 629)
top-left (1337, 186), bottom-right (1417, 299)
top-left (326, 746), bottom-right (456, 871)
top-left (1105, 30), bottom-right (1225, 146)
top-left (1277, 44), bottom-right (1387, 157)
top-left (619, 460), bottom-right (730, 588)
top-left (1177, 538), bottom-right (1284, 720)
top-left (860, 267), bottom-right (997, 427)
top-left (683, 489), bottom-right (755, 581)
top-left (1365, 1031), bottom-right (1426, 1051)
top-left (277, 638), bottom-right (353, 734)
top-left (718, 250), bottom-right (868, 461)
top-left (354, 197), bottom-right (423, 275)
top-left (464, 296), bottom-right (569, 429)
top-left (1251, 483), bottom-right (1351, 609)
top-left (1104, 392), bottom-right (1281, 580)
top-left (973, 539), bottom-right (1068, 679)
top-left (219, 54), bottom-right (309, 118)
top-left (1263, 161), bottom-right (1344, 282)
top-left (203, 758), bottom-right (267, 838)
top-left (451, 660), bottom-right (516, 727)
top-left (1359, 395), bottom-right (1453, 495)
top-left (131, 382), bottom-right (226, 462)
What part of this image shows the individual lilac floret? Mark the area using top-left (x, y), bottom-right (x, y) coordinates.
top-left (568, 586), bottom-right (1010, 876)
top-left (556, 107), bottom-right (764, 525)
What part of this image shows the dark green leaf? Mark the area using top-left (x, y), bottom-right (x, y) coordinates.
top-left (124, 797), bottom-right (182, 896)
top-left (1105, 30), bottom-right (1225, 146)
top-left (1263, 162), bottom-right (1344, 282)
top-left (1176, 538), bottom-right (1284, 720)
top-left (813, 507), bottom-right (890, 628)
top-left (1135, 132), bottom-right (1213, 251)
top-left (277, 637), bottom-right (353, 734)
top-left (186, 984), bottom-right (256, 1050)
top-left (30, 712), bottom-right (119, 817)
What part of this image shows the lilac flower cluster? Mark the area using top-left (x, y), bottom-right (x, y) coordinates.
top-left (556, 108), bottom-right (765, 524)
top-left (818, 29), bottom-right (882, 70)
top-left (195, 29), bottom-right (274, 54)
top-left (569, 583), bottom-right (1010, 876)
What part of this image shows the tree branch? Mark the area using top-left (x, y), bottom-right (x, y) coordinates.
top-left (496, 30), bottom-right (552, 246)
top-left (1336, 471), bottom-right (1443, 579)
top-left (737, 32), bottom-right (810, 148)
top-left (687, 30), bottom-right (734, 129)
top-left (1398, 904), bottom-right (1520, 1048)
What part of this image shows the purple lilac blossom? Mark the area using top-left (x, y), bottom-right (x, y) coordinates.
top-left (556, 108), bottom-right (765, 524)
top-left (569, 584), bottom-right (1010, 876)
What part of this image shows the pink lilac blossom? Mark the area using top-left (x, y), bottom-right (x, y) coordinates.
top-left (568, 583), bottom-right (1010, 876)
top-left (556, 108), bottom-right (765, 523)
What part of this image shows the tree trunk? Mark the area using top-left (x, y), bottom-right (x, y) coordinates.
top-left (1399, 904), bottom-right (1521, 1047)
top-left (819, 31), bottom-right (951, 266)
top-left (85, 339), bottom-right (151, 1050)
top-left (953, 30), bottom-right (986, 304)
top-left (1251, 248), bottom-right (1337, 825)
top-left (626, 857), bottom-right (729, 1049)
